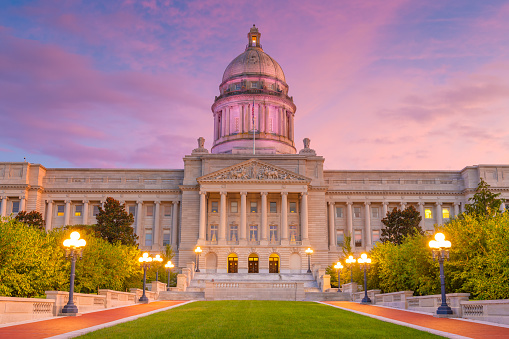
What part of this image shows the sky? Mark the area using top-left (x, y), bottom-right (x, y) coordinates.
top-left (1, 0), bottom-right (508, 170)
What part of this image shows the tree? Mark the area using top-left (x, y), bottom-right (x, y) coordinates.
top-left (380, 206), bottom-right (423, 245)
top-left (464, 178), bottom-right (504, 217)
top-left (15, 210), bottom-right (44, 230)
top-left (95, 197), bottom-right (137, 246)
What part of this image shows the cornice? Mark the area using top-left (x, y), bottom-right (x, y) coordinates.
top-left (43, 189), bottom-right (182, 194)
top-left (326, 190), bottom-right (464, 196)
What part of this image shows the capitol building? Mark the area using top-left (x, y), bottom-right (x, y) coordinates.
top-left (1, 26), bottom-right (508, 275)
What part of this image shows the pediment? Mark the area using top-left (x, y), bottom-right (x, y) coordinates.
top-left (197, 159), bottom-right (311, 183)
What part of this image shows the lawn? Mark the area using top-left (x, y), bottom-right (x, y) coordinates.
top-left (79, 300), bottom-right (442, 339)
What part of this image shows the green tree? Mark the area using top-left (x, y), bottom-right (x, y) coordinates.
top-left (380, 206), bottom-right (423, 245)
top-left (95, 197), bottom-right (137, 246)
top-left (15, 210), bottom-right (44, 230)
top-left (464, 178), bottom-right (504, 217)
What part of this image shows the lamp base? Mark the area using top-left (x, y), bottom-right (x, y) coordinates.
top-left (61, 303), bottom-right (79, 314)
top-left (436, 305), bottom-right (453, 315)
top-left (361, 297), bottom-right (372, 304)
top-left (139, 296), bottom-right (149, 304)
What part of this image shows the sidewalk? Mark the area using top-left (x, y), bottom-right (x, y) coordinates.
top-left (0, 300), bottom-right (190, 339)
top-left (324, 301), bottom-right (509, 339)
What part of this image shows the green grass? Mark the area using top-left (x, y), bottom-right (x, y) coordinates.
top-left (79, 301), bottom-right (442, 339)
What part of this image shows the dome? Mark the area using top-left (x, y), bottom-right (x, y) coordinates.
top-left (222, 48), bottom-right (286, 84)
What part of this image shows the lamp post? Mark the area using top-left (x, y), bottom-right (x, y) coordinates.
top-left (429, 232), bottom-right (453, 315)
top-left (345, 255), bottom-right (356, 283)
top-left (358, 253), bottom-right (372, 304)
top-left (62, 231), bottom-right (86, 314)
top-left (334, 261), bottom-right (343, 292)
top-left (305, 248), bottom-right (313, 273)
top-left (165, 261), bottom-right (174, 291)
top-left (138, 252), bottom-right (153, 303)
top-left (153, 254), bottom-right (163, 281)
top-left (194, 246), bottom-right (202, 272)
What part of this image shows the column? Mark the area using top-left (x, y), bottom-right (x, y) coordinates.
top-left (219, 192), bottom-right (227, 241)
top-left (261, 192), bottom-right (268, 241)
top-left (278, 108), bottom-right (282, 135)
top-left (418, 202), bottom-right (425, 228)
top-left (259, 104), bottom-right (265, 133)
top-left (281, 192), bottom-right (288, 241)
top-left (400, 202), bottom-right (406, 211)
top-left (290, 114), bottom-right (295, 141)
top-left (64, 200), bottom-right (71, 226)
top-left (0, 197), bottom-right (7, 217)
top-left (199, 192), bottom-right (206, 241)
top-left (243, 105), bottom-right (248, 133)
top-left (172, 201), bottom-right (179, 248)
top-left (382, 201), bottom-right (388, 218)
top-left (20, 196), bottom-right (26, 212)
top-left (328, 202), bottom-right (335, 248)
top-left (221, 110), bottom-right (226, 137)
top-left (364, 202), bottom-right (371, 247)
top-left (240, 192), bottom-right (247, 240)
top-left (454, 202), bottom-right (460, 217)
top-left (153, 201), bottom-right (160, 246)
top-left (45, 200), bottom-right (53, 231)
top-left (436, 202), bottom-right (443, 226)
top-left (346, 202), bottom-right (353, 248)
top-left (136, 200), bottom-right (143, 235)
top-left (265, 105), bottom-right (270, 132)
top-left (301, 192), bottom-right (309, 241)
top-left (83, 200), bottom-right (89, 225)
top-left (213, 113), bottom-right (218, 140)
top-left (225, 107), bottom-right (230, 136)
top-left (500, 201), bottom-right (506, 212)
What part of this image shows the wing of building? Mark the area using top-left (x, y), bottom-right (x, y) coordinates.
top-left (1, 25), bottom-right (508, 275)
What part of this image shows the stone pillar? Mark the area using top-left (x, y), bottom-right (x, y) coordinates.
top-left (221, 110), bottom-right (226, 137)
top-left (64, 200), bottom-right (71, 226)
top-left (261, 192), bottom-right (268, 241)
top-left (364, 202), bottom-right (371, 248)
top-left (301, 192), bottom-right (309, 241)
top-left (172, 201), bottom-right (179, 248)
top-left (290, 113), bottom-right (295, 141)
top-left (83, 200), bottom-right (89, 225)
top-left (19, 196), bottom-right (26, 212)
top-left (219, 192), bottom-right (227, 241)
top-left (328, 202), bottom-right (335, 248)
top-left (418, 202), bottom-right (425, 228)
top-left (240, 192), bottom-right (247, 240)
top-left (436, 202), bottom-right (443, 225)
top-left (382, 201), bottom-right (388, 218)
top-left (400, 202), bottom-right (406, 211)
top-left (243, 104), bottom-right (249, 133)
top-left (454, 202), bottom-right (460, 217)
top-left (346, 202), bottom-right (353, 248)
top-left (225, 107), bottom-right (230, 136)
top-left (199, 192), bottom-right (206, 241)
top-left (259, 104), bottom-right (265, 133)
top-left (136, 200), bottom-right (143, 235)
top-left (45, 200), bottom-right (53, 231)
top-left (0, 197), bottom-right (7, 217)
top-left (213, 113), bottom-right (218, 140)
top-left (153, 201), bottom-right (160, 247)
top-left (265, 105), bottom-right (270, 132)
top-left (281, 192), bottom-right (288, 241)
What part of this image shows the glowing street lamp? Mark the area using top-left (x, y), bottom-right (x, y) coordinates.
top-left (345, 255), bottom-right (356, 283)
top-left (334, 261), bottom-right (343, 292)
top-left (305, 248), bottom-right (313, 273)
top-left (62, 231), bottom-right (86, 314)
top-left (194, 247), bottom-right (202, 272)
top-left (153, 254), bottom-right (163, 281)
top-left (429, 232), bottom-right (453, 315)
top-left (358, 253), bottom-right (372, 304)
top-left (138, 252), bottom-right (153, 303)
top-left (165, 261), bottom-right (174, 291)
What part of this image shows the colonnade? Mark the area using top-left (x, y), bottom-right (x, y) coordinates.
top-left (0, 196), bottom-right (26, 217)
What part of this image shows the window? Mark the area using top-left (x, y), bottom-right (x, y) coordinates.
top-left (249, 225), bottom-right (258, 242)
top-left (355, 230), bottom-right (362, 247)
top-left (93, 205), bottom-right (100, 216)
top-left (250, 202), bottom-right (258, 213)
top-left (371, 207), bottom-right (379, 218)
top-left (251, 82), bottom-right (258, 88)
top-left (289, 225), bottom-right (298, 242)
top-left (145, 232), bottom-right (152, 247)
top-left (211, 201), bottom-right (218, 213)
top-left (12, 201), bottom-right (20, 214)
top-left (289, 202), bottom-right (297, 213)
top-left (209, 224), bottom-right (218, 242)
top-left (146, 205), bottom-right (154, 217)
top-left (353, 207), bottom-right (361, 218)
top-left (163, 230), bottom-right (171, 246)
top-left (75, 205), bottom-right (82, 217)
top-left (336, 229), bottom-right (344, 246)
top-left (251, 35), bottom-right (257, 46)
top-left (230, 201), bottom-right (238, 213)
top-left (229, 224), bottom-right (238, 242)
top-left (235, 84), bottom-right (240, 90)
top-left (372, 230), bottom-right (380, 244)
top-left (57, 205), bottom-right (65, 217)
top-left (164, 205), bottom-right (172, 217)
top-left (129, 205), bottom-right (136, 217)
top-left (269, 225), bottom-right (278, 242)
top-left (270, 202), bottom-right (277, 213)
top-left (442, 208), bottom-right (450, 219)
top-left (335, 207), bottom-right (343, 218)
top-left (425, 208), bottom-right (433, 219)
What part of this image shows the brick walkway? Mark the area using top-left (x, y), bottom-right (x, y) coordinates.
top-left (0, 300), bottom-right (189, 339)
top-left (324, 301), bottom-right (509, 339)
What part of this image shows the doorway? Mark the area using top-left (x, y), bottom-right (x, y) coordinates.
top-left (228, 253), bottom-right (238, 273)
top-left (248, 253), bottom-right (259, 273)
top-left (269, 253), bottom-right (279, 273)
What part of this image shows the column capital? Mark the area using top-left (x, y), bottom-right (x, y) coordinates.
top-left (82, 200), bottom-right (89, 204)
top-left (1, 196), bottom-right (8, 201)
top-left (199, 191), bottom-right (207, 196)
top-left (436, 201), bottom-right (442, 206)
top-left (346, 201), bottom-right (353, 206)
top-left (45, 199), bottom-right (53, 203)
top-left (454, 202), bottom-right (461, 206)
top-left (19, 196), bottom-right (26, 200)
top-left (240, 191), bottom-right (247, 196)
top-left (220, 191), bottom-right (227, 196)
top-left (328, 201), bottom-right (335, 206)
top-left (382, 201), bottom-right (389, 206)
top-left (418, 201), bottom-right (425, 206)
top-left (364, 201), bottom-right (371, 206)
top-left (260, 192), bottom-right (268, 197)
top-left (155, 201), bottom-right (161, 205)
top-left (65, 200), bottom-right (71, 204)
top-left (281, 192), bottom-right (288, 196)
top-left (301, 192), bottom-right (308, 197)
top-left (137, 200), bottom-right (143, 204)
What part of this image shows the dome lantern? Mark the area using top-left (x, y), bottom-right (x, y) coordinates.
top-left (248, 24), bottom-right (261, 49)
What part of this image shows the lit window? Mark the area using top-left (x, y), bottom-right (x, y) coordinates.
top-left (249, 225), bottom-right (258, 242)
top-left (355, 230), bottom-right (362, 247)
top-left (269, 225), bottom-right (278, 242)
top-left (229, 224), bottom-right (238, 242)
top-left (211, 201), bottom-right (218, 213)
top-left (335, 207), bottom-right (343, 218)
top-left (289, 202), bottom-right (297, 213)
top-left (289, 225), bottom-right (298, 242)
top-left (164, 205), bottom-right (172, 217)
top-left (93, 205), bottom-right (100, 217)
top-left (12, 201), bottom-right (20, 214)
top-left (57, 205), bottom-right (65, 217)
top-left (145, 232), bottom-right (152, 247)
top-left (353, 207), bottom-right (361, 218)
top-left (75, 205), bottom-right (82, 217)
top-left (442, 208), bottom-right (450, 219)
top-left (230, 201), bottom-right (238, 213)
top-left (163, 231), bottom-right (171, 246)
top-left (371, 207), bottom-right (379, 218)
top-left (251, 82), bottom-right (258, 88)
top-left (270, 202), bottom-right (277, 213)
top-left (372, 230), bottom-right (380, 243)
top-left (250, 202), bottom-right (258, 213)
top-left (251, 36), bottom-right (256, 45)
top-left (146, 205), bottom-right (154, 217)
top-left (336, 230), bottom-right (344, 246)
top-left (129, 205), bottom-right (136, 217)
top-left (425, 208), bottom-right (433, 219)
top-left (209, 224), bottom-right (218, 242)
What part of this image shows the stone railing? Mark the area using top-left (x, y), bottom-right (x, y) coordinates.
top-left (150, 281), bottom-right (168, 293)
top-left (352, 289), bottom-right (381, 303)
top-left (0, 297), bottom-right (55, 324)
top-left (129, 288), bottom-right (158, 303)
top-left (311, 264), bottom-right (331, 292)
top-left (461, 299), bottom-right (509, 325)
top-left (374, 291), bottom-right (413, 309)
top-left (204, 281), bottom-right (305, 301)
top-left (407, 293), bottom-right (470, 316)
top-left (45, 291), bottom-right (106, 315)
top-left (98, 289), bottom-right (136, 308)
top-left (341, 282), bottom-right (358, 294)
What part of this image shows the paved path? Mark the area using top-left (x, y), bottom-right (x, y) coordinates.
top-left (0, 300), bottom-right (189, 339)
top-left (324, 301), bottom-right (509, 339)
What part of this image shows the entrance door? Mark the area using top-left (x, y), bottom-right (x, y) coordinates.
top-left (248, 254), bottom-right (259, 273)
top-left (269, 253), bottom-right (279, 273)
top-left (228, 254), bottom-right (238, 273)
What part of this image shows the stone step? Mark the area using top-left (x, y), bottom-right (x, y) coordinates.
top-left (304, 292), bottom-right (352, 301)
top-left (192, 273), bottom-right (316, 281)
top-left (158, 291), bottom-right (205, 301)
